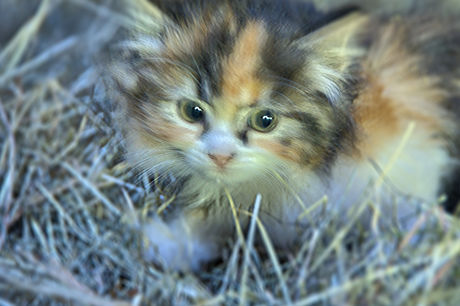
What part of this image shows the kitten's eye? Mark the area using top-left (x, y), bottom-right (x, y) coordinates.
top-left (248, 109), bottom-right (278, 132)
top-left (179, 99), bottom-right (205, 123)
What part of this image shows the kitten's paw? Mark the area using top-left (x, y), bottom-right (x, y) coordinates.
top-left (142, 217), bottom-right (219, 271)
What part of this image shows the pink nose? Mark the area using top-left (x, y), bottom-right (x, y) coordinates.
top-left (208, 153), bottom-right (234, 168)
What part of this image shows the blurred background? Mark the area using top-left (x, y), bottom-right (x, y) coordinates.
top-left (0, 0), bottom-right (459, 305)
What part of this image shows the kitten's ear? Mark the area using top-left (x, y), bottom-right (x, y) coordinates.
top-left (297, 12), bottom-right (369, 71)
top-left (294, 11), bottom-right (368, 104)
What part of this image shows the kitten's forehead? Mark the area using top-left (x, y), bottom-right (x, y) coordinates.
top-left (160, 18), bottom-right (283, 110)
top-left (220, 21), bottom-right (270, 108)
top-left (131, 1), bottom-right (357, 111)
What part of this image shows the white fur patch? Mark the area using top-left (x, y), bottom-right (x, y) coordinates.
top-left (143, 216), bottom-right (220, 271)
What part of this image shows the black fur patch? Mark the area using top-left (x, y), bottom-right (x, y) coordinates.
top-left (150, 0), bottom-right (360, 36)
top-left (282, 111), bottom-right (322, 135)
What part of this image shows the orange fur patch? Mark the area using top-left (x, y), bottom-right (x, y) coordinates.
top-left (354, 21), bottom-right (453, 158)
top-left (158, 122), bottom-right (197, 143)
top-left (163, 6), bottom-right (238, 59)
top-left (141, 114), bottom-right (198, 144)
top-left (353, 75), bottom-right (400, 156)
top-left (254, 138), bottom-right (324, 167)
top-left (219, 22), bottom-right (269, 117)
top-left (254, 139), bottom-right (301, 163)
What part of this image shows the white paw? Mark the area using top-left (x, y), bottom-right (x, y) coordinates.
top-left (142, 217), bottom-right (219, 271)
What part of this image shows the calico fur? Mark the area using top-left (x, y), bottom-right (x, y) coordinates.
top-left (109, 0), bottom-right (460, 270)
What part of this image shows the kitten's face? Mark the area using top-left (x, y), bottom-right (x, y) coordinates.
top-left (115, 2), bottom-right (361, 187)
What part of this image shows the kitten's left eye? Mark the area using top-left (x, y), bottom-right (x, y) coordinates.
top-left (179, 99), bottom-right (205, 123)
top-left (248, 109), bottom-right (278, 132)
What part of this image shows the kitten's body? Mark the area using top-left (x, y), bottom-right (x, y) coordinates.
top-left (110, 0), bottom-right (460, 270)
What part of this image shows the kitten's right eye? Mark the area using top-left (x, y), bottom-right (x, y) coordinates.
top-left (178, 99), bottom-right (205, 123)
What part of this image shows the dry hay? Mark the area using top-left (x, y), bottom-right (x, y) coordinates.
top-left (0, 0), bottom-right (459, 305)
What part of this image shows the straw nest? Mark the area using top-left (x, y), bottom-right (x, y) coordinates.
top-left (0, 0), bottom-right (459, 305)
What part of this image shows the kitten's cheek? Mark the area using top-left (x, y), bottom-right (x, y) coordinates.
top-left (253, 139), bottom-right (301, 163)
top-left (146, 118), bottom-right (201, 145)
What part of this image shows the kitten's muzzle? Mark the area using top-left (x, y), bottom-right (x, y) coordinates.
top-left (208, 153), bottom-right (235, 169)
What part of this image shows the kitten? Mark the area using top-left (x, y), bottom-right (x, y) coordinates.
top-left (109, 0), bottom-right (460, 270)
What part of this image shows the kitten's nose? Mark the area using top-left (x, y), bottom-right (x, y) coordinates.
top-left (208, 153), bottom-right (234, 169)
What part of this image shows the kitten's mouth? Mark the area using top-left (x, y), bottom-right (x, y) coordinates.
top-left (188, 155), bottom-right (256, 184)
top-left (194, 164), bottom-right (241, 184)
top-left (208, 166), bottom-right (231, 179)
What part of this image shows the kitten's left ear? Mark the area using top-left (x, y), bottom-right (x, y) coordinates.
top-left (293, 11), bottom-right (369, 104)
top-left (297, 11), bottom-right (369, 71)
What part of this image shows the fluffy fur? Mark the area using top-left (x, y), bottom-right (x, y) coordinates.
top-left (109, 0), bottom-right (460, 270)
